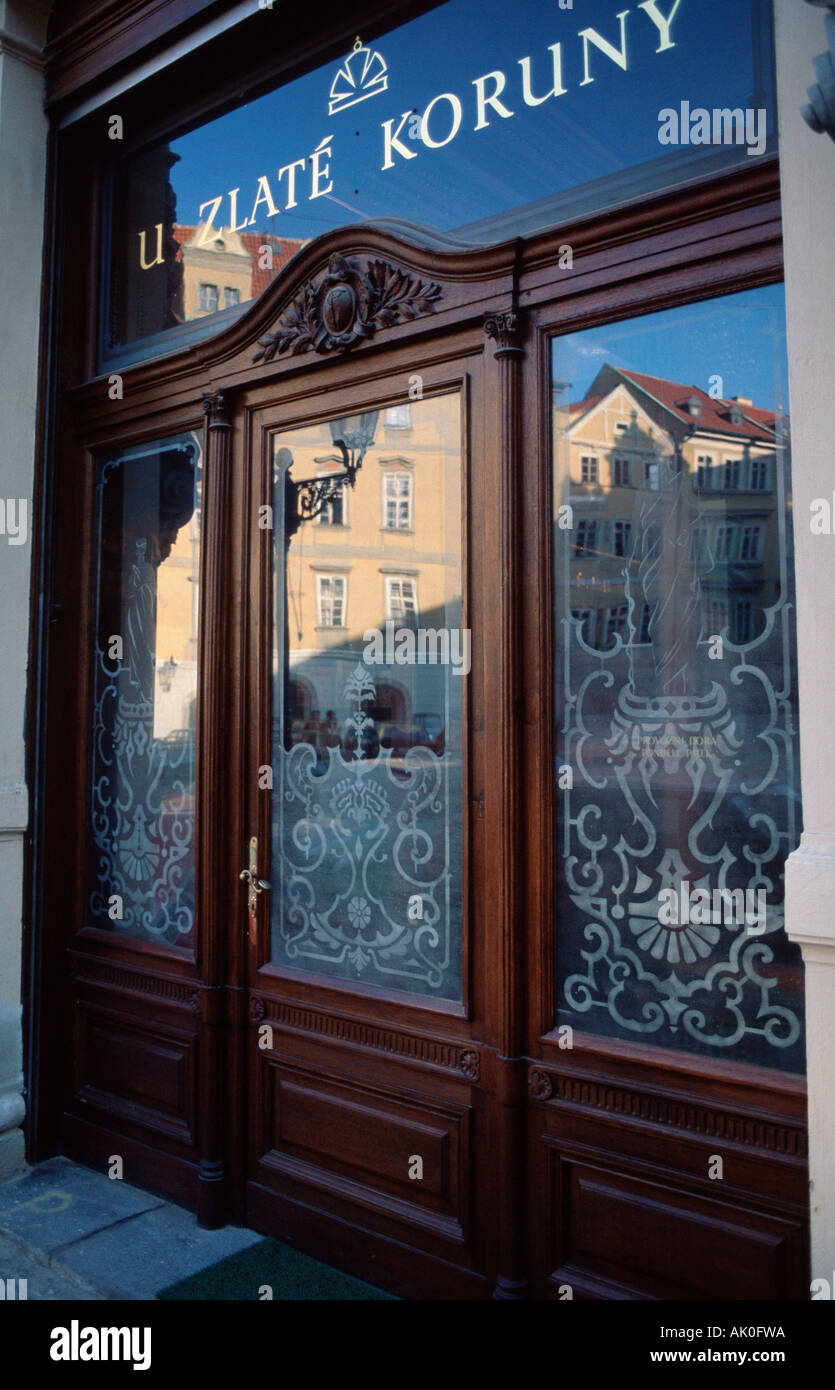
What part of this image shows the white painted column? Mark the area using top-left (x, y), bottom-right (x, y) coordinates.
top-left (775, 0), bottom-right (835, 1292)
top-left (0, 0), bottom-right (49, 1179)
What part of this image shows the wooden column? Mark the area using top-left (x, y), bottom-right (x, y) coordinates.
top-left (484, 309), bottom-right (528, 1299)
top-left (196, 387), bottom-right (233, 1228)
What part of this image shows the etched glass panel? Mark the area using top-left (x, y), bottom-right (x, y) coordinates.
top-left (270, 394), bottom-right (464, 1000)
top-left (552, 285), bottom-right (804, 1071)
top-left (86, 433), bottom-right (202, 946)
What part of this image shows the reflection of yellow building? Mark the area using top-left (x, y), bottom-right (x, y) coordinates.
top-left (153, 490), bottom-right (200, 740)
top-left (556, 367), bottom-right (783, 665)
top-left (173, 224), bottom-right (305, 321)
top-left (275, 394), bottom-right (462, 751)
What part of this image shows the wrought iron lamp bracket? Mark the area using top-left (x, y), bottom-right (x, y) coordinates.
top-left (285, 437), bottom-right (368, 535)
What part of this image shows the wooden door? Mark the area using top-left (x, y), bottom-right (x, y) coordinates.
top-left (39, 174), bottom-right (808, 1301)
top-left (232, 328), bottom-right (519, 1299)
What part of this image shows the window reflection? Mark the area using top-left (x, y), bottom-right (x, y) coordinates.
top-left (553, 287), bottom-right (804, 1071)
top-left (270, 395), bottom-right (463, 998)
top-left (105, 0), bottom-right (775, 355)
top-left (86, 435), bottom-right (201, 946)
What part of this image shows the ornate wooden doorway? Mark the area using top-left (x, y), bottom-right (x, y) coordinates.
top-left (40, 175), bottom-right (809, 1300)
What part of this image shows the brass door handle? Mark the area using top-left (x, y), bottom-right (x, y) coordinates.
top-left (240, 836), bottom-right (270, 923)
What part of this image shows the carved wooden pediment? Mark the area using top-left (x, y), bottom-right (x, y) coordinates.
top-left (253, 252), bottom-right (443, 363)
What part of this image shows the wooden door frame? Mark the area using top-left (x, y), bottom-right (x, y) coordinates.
top-left (28, 155), bottom-right (807, 1298)
top-left (233, 318), bottom-right (524, 1297)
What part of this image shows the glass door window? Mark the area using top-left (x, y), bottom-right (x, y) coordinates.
top-left (269, 393), bottom-right (465, 999)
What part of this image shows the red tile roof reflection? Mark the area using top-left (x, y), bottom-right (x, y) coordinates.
top-left (172, 226), bottom-right (306, 299)
top-left (616, 369), bottom-right (777, 440)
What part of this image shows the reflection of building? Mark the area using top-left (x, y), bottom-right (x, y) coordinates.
top-left (278, 396), bottom-right (461, 765)
top-left (558, 367), bottom-right (784, 671)
top-left (173, 225), bottom-right (305, 320)
top-left (152, 476), bottom-right (200, 740)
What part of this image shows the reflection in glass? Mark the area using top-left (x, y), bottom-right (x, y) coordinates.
top-left (552, 287), bottom-right (804, 1071)
top-left (86, 434), bottom-right (201, 946)
top-left (106, 0), bottom-right (775, 353)
top-left (270, 395), bottom-right (463, 999)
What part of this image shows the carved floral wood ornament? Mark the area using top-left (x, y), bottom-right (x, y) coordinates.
top-left (253, 254), bottom-right (443, 362)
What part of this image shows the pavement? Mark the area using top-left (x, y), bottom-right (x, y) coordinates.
top-left (0, 1157), bottom-right (261, 1300)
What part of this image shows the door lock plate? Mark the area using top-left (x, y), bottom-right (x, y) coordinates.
top-left (240, 835), bottom-right (270, 940)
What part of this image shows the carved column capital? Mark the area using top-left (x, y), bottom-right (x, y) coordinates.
top-left (484, 309), bottom-right (524, 358)
top-left (202, 388), bottom-right (231, 428)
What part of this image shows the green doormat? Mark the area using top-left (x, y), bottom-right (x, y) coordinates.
top-left (158, 1238), bottom-right (397, 1301)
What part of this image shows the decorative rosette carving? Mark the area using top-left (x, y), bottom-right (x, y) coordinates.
top-left (528, 1067), bottom-right (553, 1100)
top-left (458, 1049), bottom-right (480, 1081)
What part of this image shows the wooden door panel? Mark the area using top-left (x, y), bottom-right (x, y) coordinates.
top-left (544, 1153), bottom-right (803, 1301)
top-left (254, 1062), bottom-right (472, 1240)
top-left (75, 1005), bottom-right (196, 1143)
top-left (242, 345), bottom-right (499, 1296)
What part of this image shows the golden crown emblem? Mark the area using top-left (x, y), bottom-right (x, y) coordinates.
top-left (328, 37), bottom-right (389, 116)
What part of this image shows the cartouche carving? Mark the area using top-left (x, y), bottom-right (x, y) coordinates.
top-left (254, 254), bottom-right (443, 361)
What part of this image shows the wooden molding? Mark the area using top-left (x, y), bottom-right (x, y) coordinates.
top-left (527, 1063), bottom-right (807, 1158)
top-left (70, 952), bottom-right (200, 1011)
top-left (250, 995), bottom-right (481, 1080)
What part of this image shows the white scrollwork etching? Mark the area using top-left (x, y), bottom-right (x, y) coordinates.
top-left (87, 441), bottom-right (199, 945)
top-left (272, 662), bottom-right (460, 995)
top-left (557, 447), bottom-right (804, 1070)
